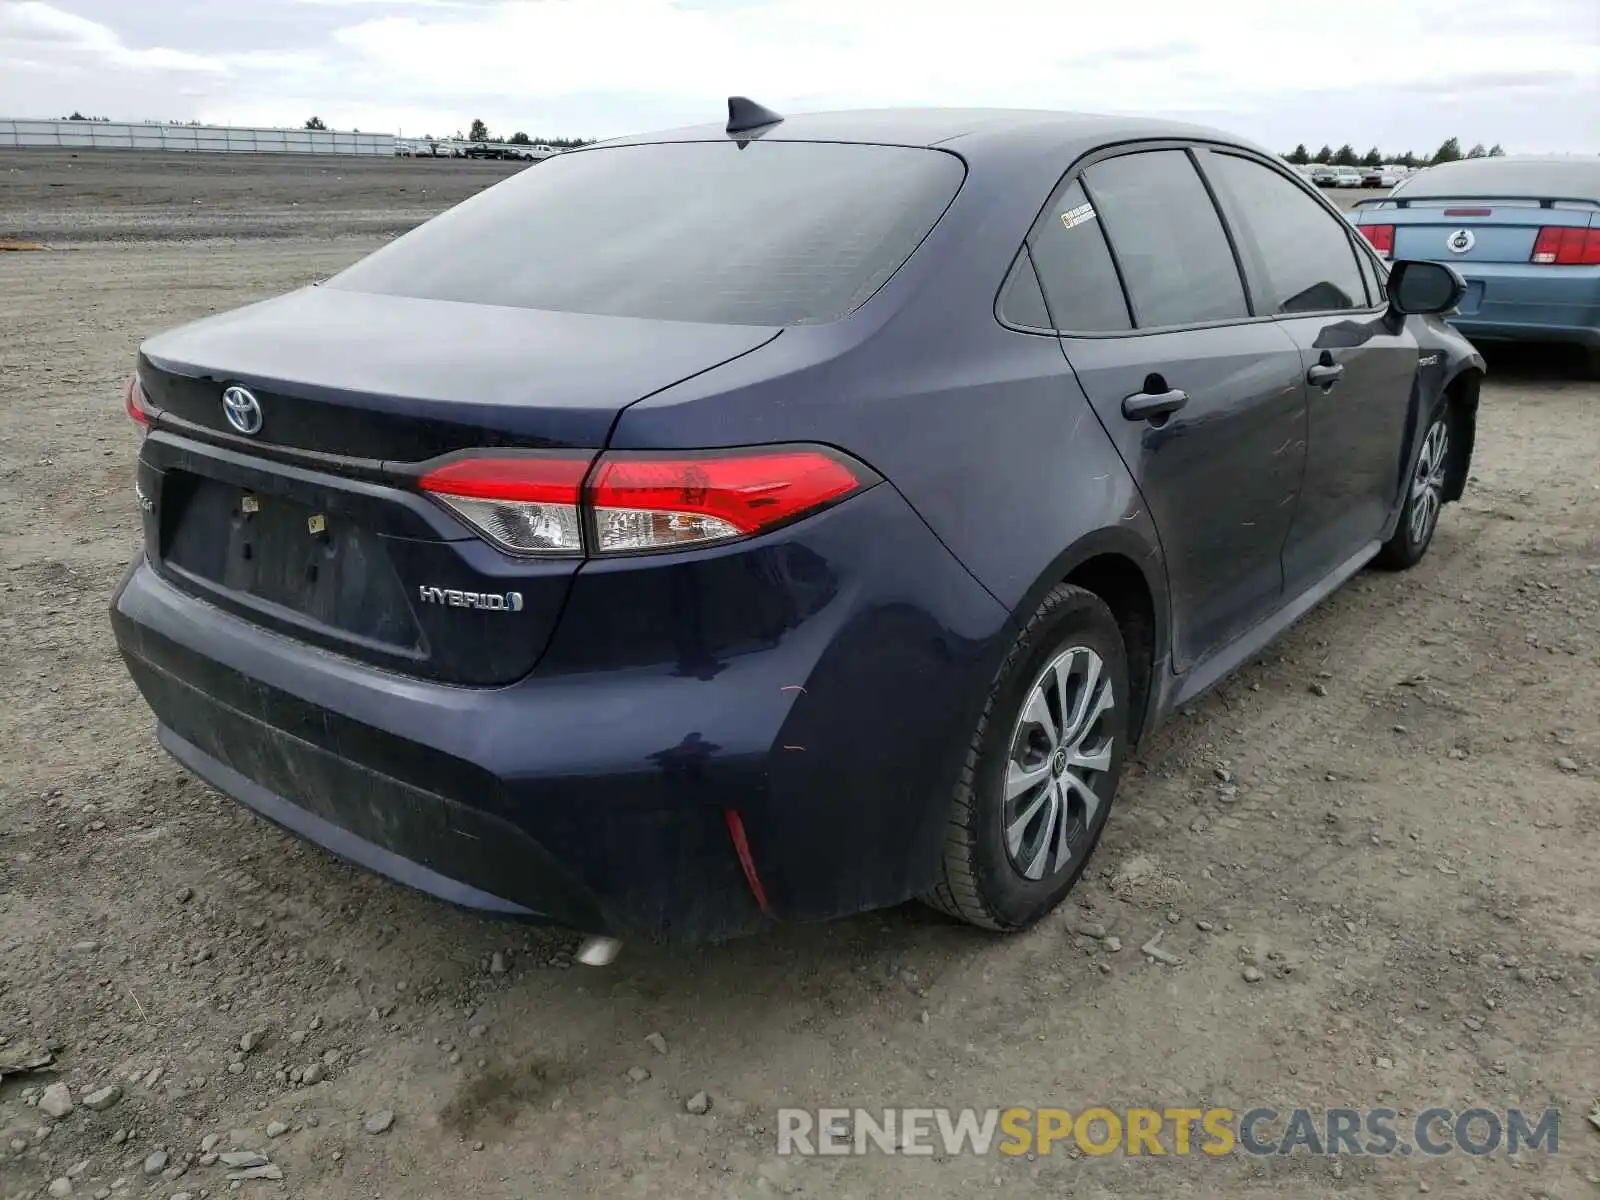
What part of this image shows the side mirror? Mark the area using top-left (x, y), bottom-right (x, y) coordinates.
top-left (1388, 259), bottom-right (1467, 316)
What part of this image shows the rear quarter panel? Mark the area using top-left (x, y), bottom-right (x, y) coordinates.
top-left (608, 195), bottom-right (1168, 659)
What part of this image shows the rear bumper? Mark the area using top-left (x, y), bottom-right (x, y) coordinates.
top-left (1445, 262), bottom-right (1600, 347)
top-left (111, 483), bottom-right (1011, 941)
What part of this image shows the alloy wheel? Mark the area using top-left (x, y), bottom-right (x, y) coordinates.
top-left (1409, 416), bottom-right (1449, 546)
top-left (1002, 645), bottom-right (1117, 881)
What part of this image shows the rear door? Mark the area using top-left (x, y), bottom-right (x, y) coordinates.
top-left (1032, 148), bottom-right (1308, 672)
top-left (1198, 149), bottom-right (1420, 591)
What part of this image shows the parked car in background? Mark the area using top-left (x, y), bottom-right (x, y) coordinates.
top-left (1361, 166), bottom-right (1404, 188)
top-left (1311, 165), bottom-right (1364, 188)
top-left (111, 104), bottom-right (1484, 948)
top-left (463, 142), bottom-right (523, 160)
top-left (1349, 155), bottom-right (1600, 375)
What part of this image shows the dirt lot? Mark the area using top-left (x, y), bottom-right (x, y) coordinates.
top-left (1, 150), bottom-right (524, 243)
top-left (1, 152), bottom-right (1597, 1200)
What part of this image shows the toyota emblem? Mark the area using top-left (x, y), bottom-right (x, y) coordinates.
top-left (221, 386), bottom-right (263, 435)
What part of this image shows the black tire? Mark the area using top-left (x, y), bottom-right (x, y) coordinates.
top-left (1374, 402), bottom-right (1451, 571)
top-left (923, 584), bottom-right (1130, 931)
top-left (1583, 346), bottom-right (1600, 382)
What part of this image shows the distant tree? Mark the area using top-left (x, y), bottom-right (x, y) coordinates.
top-left (66, 110), bottom-right (87, 121)
top-left (1397, 149), bottom-right (1418, 168)
top-left (1287, 143), bottom-right (1311, 164)
top-left (1431, 137), bottom-right (1463, 164)
top-left (1333, 143), bottom-right (1359, 166)
top-left (1314, 144), bottom-right (1334, 163)
top-left (469, 118), bottom-right (489, 141)
top-left (1466, 142), bottom-right (1488, 159)
top-left (506, 134), bottom-right (594, 149)
top-left (1488, 143), bottom-right (1506, 156)
top-left (1361, 146), bottom-right (1383, 167)
top-left (509, 131), bottom-right (532, 145)
top-left (304, 116), bottom-right (327, 131)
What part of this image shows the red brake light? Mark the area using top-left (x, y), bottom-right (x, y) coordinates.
top-left (588, 448), bottom-right (869, 554)
top-left (1531, 226), bottom-right (1600, 265)
top-left (418, 453), bottom-right (591, 554)
top-left (1442, 208), bottom-right (1492, 217)
top-left (1359, 224), bottom-right (1395, 258)
top-left (124, 376), bottom-right (151, 429)
top-left (417, 445), bottom-right (873, 557)
top-left (419, 454), bottom-right (589, 504)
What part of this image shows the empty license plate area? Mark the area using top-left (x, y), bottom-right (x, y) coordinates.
top-left (161, 473), bottom-right (420, 650)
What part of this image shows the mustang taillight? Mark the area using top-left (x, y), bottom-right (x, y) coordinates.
top-left (417, 446), bottom-right (872, 558)
top-left (1530, 226), bottom-right (1600, 266)
top-left (124, 376), bottom-right (152, 431)
top-left (1359, 223), bottom-right (1395, 258)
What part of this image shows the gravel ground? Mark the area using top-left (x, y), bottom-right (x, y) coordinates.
top-left (1, 152), bottom-right (1598, 1200)
top-left (1, 150), bottom-right (524, 242)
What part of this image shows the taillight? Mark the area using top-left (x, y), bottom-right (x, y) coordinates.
top-left (417, 445), bottom-right (873, 557)
top-left (124, 376), bottom-right (151, 431)
top-left (588, 448), bottom-right (867, 554)
top-left (418, 453), bottom-right (591, 555)
top-left (1359, 224), bottom-right (1395, 258)
top-left (1530, 226), bottom-right (1600, 265)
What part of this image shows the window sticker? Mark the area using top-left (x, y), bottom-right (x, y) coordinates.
top-left (1059, 201), bottom-right (1098, 230)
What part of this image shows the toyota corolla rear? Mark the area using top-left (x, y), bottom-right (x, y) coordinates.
top-left (1349, 156), bottom-right (1600, 351)
top-left (110, 137), bottom-right (1011, 942)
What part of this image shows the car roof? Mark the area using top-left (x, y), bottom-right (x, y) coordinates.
top-left (595, 106), bottom-right (1263, 159)
top-left (1395, 155), bottom-right (1600, 200)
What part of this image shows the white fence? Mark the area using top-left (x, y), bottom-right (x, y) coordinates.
top-left (0, 119), bottom-right (394, 156)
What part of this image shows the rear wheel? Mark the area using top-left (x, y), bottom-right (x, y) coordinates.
top-left (924, 584), bottom-right (1129, 931)
top-left (1375, 406), bottom-right (1450, 570)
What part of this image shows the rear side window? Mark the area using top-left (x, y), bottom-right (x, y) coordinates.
top-left (1024, 180), bottom-right (1131, 332)
top-left (1083, 151), bottom-right (1249, 328)
top-left (1203, 153), bottom-right (1368, 314)
top-left (998, 250), bottom-right (1053, 329)
top-left (327, 141), bottom-right (965, 327)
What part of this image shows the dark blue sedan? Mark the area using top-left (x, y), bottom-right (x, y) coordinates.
top-left (111, 102), bottom-right (1484, 948)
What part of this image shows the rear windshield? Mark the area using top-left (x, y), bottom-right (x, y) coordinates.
top-left (1391, 157), bottom-right (1600, 201)
top-left (327, 141), bottom-right (965, 326)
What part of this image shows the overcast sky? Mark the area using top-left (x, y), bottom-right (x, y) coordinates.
top-left (1, 0), bottom-right (1596, 152)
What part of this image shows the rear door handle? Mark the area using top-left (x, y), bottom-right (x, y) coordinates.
top-left (1307, 362), bottom-right (1345, 387)
top-left (1121, 388), bottom-right (1189, 422)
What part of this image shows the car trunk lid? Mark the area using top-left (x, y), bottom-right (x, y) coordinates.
top-left (134, 287), bottom-right (779, 685)
top-left (138, 286), bottom-right (780, 459)
top-left (1355, 201), bottom-right (1596, 266)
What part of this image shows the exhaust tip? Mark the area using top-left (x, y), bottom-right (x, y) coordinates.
top-left (575, 936), bottom-right (623, 967)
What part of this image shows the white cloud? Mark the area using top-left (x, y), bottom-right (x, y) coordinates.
top-left (0, 1), bottom-right (223, 76)
top-left (1, 0), bottom-right (1596, 149)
